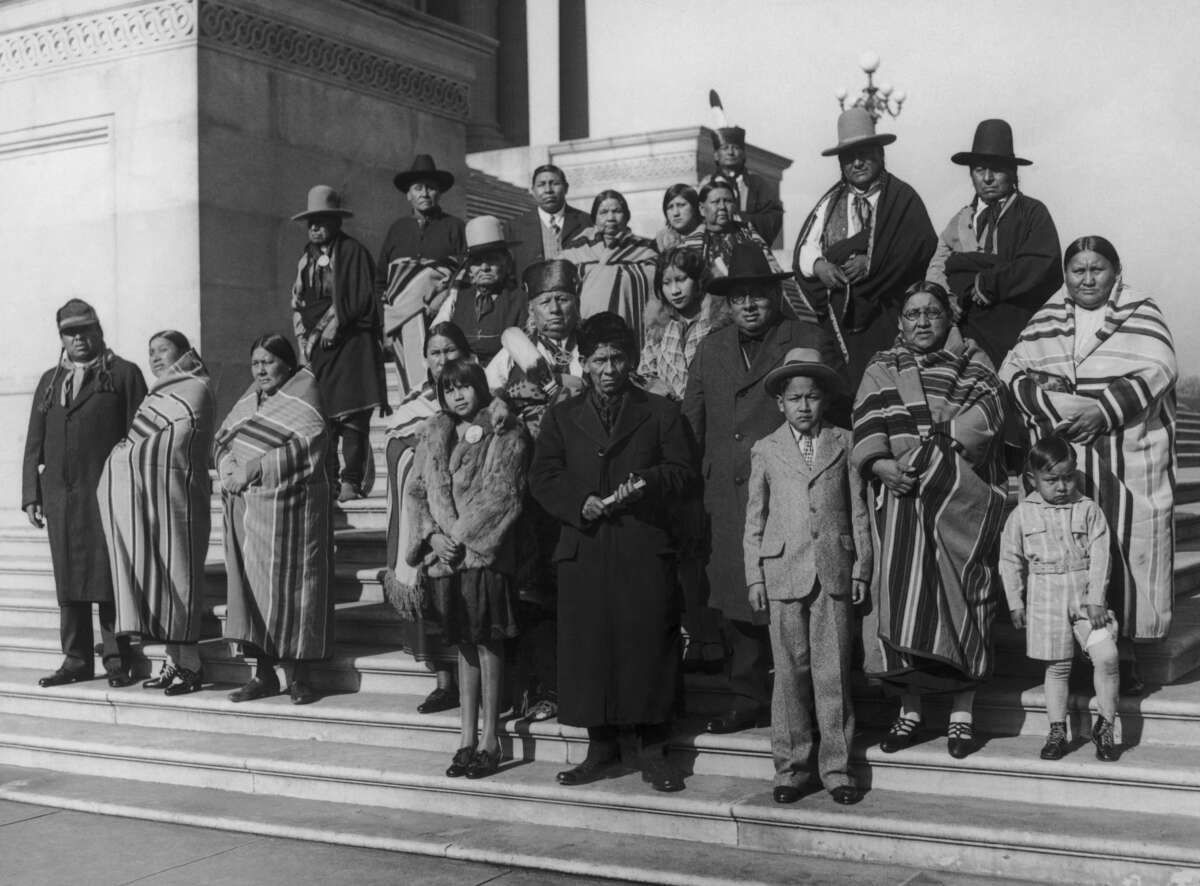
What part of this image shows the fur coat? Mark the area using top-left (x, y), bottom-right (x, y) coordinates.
top-left (405, 412), bottom-right (529, 577)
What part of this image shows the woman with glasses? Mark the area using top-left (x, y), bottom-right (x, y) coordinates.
top-left (851, 281), bottom-right (1007, 760)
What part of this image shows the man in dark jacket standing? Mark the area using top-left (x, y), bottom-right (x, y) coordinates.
top-left (700, 125), bottom-right (784, 247)
top-left (683, 244), bottom-right (845, 734)
top-left (926, 119), bottom-right (1062, 367)
top-left (23, 299), bottom-right (146, 688)
top-left (508, 164), bottom-right (592, 280)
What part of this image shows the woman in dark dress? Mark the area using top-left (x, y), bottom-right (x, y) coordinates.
top-left (529, 312), bottom-right (696, 792)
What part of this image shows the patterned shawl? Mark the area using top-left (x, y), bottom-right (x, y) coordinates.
top-left (639, 296), bottom-right (727, 400)
top-left (561, 228), bottom-right (658, 344)
top-left (852, 328), bottom-right (1007, 689)
top-left (215, 367), bottom-right (332, 660)
top-left (99, 351), bottom-right (214, 642)
top-left (999, 282), bottom-right (1177, 639)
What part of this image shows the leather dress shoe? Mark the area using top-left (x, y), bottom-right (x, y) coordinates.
top-left (465, 747), bottom-right (502, 780)
top-left (879, 716), bottom-right (920, 753)
top-left (228, 675), bottom-right (280, 703)
top-left (289, 680), bottom-right (317, 705)
top-left (417, 687), bottom-right (459, 714)
top-left (705, 708), bottom-right (766, 734)
top-left (164, 667), bottom-right (204, 696)
top-left (446, 746), bottom-right (475, 778)
top-left (640, 758), bottom-right (684, 793)
top-left (830, 785), bottom-right (863, 805)
top-left (946, 722), bottom-right (975, 759)
top-left (38, 669), bottom-right (91, 688)
top-left (142, 664), bottom-right (177, 690)
top-left (773, 785), bottom-right (802, 804)
top-left (557, 756), bottom-right (617, 786)
top-left (1092, 716), bottom-right (1120, 762)
top-left (107, 671), bottom-right (135, 688)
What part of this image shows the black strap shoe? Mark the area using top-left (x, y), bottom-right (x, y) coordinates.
top-left (947, 722), bottom-right (975, 759)
top-left (417, 686), bottom-right (460, 714)
top-left (142, 664), bottom-right (177, 690)
top-left (164, 667), bottom-right (204, 697)
top-left (445, 746), bottom-right (475, 778)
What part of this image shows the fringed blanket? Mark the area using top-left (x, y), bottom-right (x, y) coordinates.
top-left (215, 368), bottom-right (332, 660)
top-left (852, 329), bottom-right (1007, 691)
top-left (99, 351), bottom-right (214, 642)
top-left (999, 283), bottom-right (1177, 640)
top-left (561, 229), bottom-right (657, 344)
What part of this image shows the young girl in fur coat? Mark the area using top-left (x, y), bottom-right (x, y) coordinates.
top-left (406, 361), bottom-right (530, 779)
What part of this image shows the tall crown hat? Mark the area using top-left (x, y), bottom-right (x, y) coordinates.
top-left (291, 185), bottom-right (353, 222)
top-left (708, 89), bottom-right (746, 150)
top-left (951, 119), bottom-right (1032, 167)
top-left (464, 215), bottom-right (520, 257)
top-left (821, 108), bottom-right (896, 156)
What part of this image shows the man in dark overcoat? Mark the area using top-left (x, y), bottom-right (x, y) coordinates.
top-left (926, 118), bottom-right (1062, 367)
top-left (508, 164), bottom-right (592, 281)
top-left (290, 184), bottom-right (387, 501)
top-left (793, 108), bottom-right (937, 387)
top-left (530, 312), bottom-right (695, 792)
top-left (682, 243), bottom-right (845, 734)
top-left (22, 299), bottom-right (146, 687)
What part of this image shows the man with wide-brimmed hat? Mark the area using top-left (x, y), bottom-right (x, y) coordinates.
top-left (290, 184), bottom-right (386, 502)
top-left (431, 215), bottom-right (527, 364)
top-left (376, 154), bottom-right (467, 393)
top-left (683, 242), bottom-right (846, 734)
top-left (23, 299), bottom-right (146, 688)
top-left (926, 118), bottom-right (1062, 366)
top-left (793, 108), bottom-right (936, 386)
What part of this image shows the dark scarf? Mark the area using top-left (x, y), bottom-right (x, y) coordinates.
top-left (588, 385), bottom-right (627, 433)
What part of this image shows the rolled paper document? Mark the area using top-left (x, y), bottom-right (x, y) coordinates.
top-left (600, 475), bottom-right (646, 509)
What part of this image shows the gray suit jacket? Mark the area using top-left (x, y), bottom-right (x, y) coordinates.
top-left (743, 423), bottom-right (871, 601)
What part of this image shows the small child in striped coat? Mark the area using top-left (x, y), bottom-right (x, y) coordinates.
top-left (999, 435), bottom-right (1120, 762)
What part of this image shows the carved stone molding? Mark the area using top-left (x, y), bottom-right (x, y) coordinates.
top-left (0, 115), bottom-right (113, 161)
top-left (559, 153), bottom-right (700, 188)
top-left (197, 1), bottom-right (471, 121)
top-left (0, 1), bottom-right (197, 77)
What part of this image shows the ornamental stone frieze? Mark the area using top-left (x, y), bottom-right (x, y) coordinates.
top-left (560, 153), bottom-right (701, 189)
top-left (196, 1), bottom-right (471, 121)
top-left (0, 0), bottom-right (197, 78)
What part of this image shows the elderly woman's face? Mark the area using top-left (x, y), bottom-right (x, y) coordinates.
top-left (1065, 250), bottom-right (1118, 310)
top-left (530, 290), bottom-right (579, 340)
top-left (148, 336), bottom-right (184, 378)
top-left (595, 198), bottom-right (627, 239)
top-left (468, 249), bottom-right (507, 290)
top-left (251, 346), bottom-right (291, 396)
top-left (665, 196), bottom-right (697, 233)
top-left (899, 292), bottom-right (951, 353)
top-left (425, 334), bottom-right (463, 381)
top-left (701, 187), bottom-right (736, 230)
top-left (585, 343), bottom-right (632, 395)
top-left (970, 164), bottom-right (1016, 205)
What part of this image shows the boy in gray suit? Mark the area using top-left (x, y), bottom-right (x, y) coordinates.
top-left (744, 347), bottom-right (871, 805)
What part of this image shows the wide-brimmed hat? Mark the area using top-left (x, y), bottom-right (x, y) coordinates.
top-left (764, 347), bottom-right (844, 397)
top-left (291, 185), bottom-right (353, 222)
top-left (393, 154), bottom-right (455, 193)
top-left (710, 126), bottom-right (746, 151)
top-left (523, 259), bottom-right (580, 297)
top-left (821, 108), bottom-right (897, 157)
top-left (951, 119), bottom-right (1032, 167)
top-left (57, 298), bottom-right (100, 331)
top-left (706, 241), bottom-right (793, 296)
top-left (465, 215), bottom-right (520, 257)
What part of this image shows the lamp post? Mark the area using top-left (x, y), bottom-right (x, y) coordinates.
top-left (836, 51), bottom-right (905, 122)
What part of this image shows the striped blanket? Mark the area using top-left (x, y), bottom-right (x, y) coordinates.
top-left (381, 256), bottom-right (460, 396)
top-left (999, 283), bottom-right (1177, 640)
top-left (561, 229), bottom-right (657, 344)
top-left (852, 329), bottom-right (1007, 691)
top-left (99, 351), bottom-right (214, 643)
top-left (215, 368), bottom-right (332, 660)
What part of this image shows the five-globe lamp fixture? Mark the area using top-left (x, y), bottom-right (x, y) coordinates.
top-left (835, 51), bottom-right (905, 122)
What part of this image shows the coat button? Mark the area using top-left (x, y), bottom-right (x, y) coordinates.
top-left (734, 475), bottom-right (745, 485)
top-left (596, 448), bottom-right (606, 457)
top-left (733, 433), bottom-right (743, 441)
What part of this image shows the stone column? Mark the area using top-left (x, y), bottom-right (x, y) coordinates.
top-left (458, 0), bottom-right (506, 151)
top-left (525, 0), bottom-right (559, 145)
top-left (557, 0), bottom-right (588, 141)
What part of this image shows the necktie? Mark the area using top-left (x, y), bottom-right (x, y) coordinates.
top-left (62, 373), bottom-right (73, 407)
top-left (977, 204), bottom-right (997, 253)
top-left (550, 217), bottom-right (561, 241)
top-left (853, 195), bottom-right (873, 231)
top-left (800, 434), bottom-right (814, 467)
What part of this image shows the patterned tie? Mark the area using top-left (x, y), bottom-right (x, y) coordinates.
top-left (853, 195), bottom-right (873, 231)
top-left (977, 204), bottom-right (997, 253)
top-left (800, 434), bottom-right (814, 467)
top-left (550, 217), bottom-right (561, 242)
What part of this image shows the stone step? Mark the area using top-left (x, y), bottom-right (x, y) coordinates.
top-left (0, 714), bottom-right (1198, 885)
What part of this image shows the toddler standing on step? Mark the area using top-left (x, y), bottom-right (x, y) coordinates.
top-left (999, 435), bottom-right (1120, 762)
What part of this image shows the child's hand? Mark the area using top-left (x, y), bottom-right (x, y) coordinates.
top-left (748, 583), bottom-right (767, 614)
top-left (1010, 607), bottom-right (1026, 630)
top-left (1083, 604), bottom-right (1108, 630)
top-left (851, 577), bottom-right (867, 605)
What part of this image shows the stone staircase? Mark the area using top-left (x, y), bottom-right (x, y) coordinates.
top-left (2, 385), bottom-right (1200, 885)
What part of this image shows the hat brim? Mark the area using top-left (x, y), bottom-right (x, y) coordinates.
top-left (707, 271), bottom-right (794, 296)
top-left (466, 238), bottom-right (521, 257)
top-left (764, 362), bottom-right (845, 397)
top-left (291, 208), bottom-right (354, 222)
top-left (950, 151), bottom-right (1032, 167)
top-left (820, 132), bottom-right (896, 157)
top-left (393, 170), bottom-right (455, 193)
top-left (58, 318), bottom-right (99, 331)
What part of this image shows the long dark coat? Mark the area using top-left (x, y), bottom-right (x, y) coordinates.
top-left (22, 354), bottom-right (146, 604)
top-left (682, 319), bottom-right (844, 624)
top-left (529, 386), bottom-right (696, 728)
